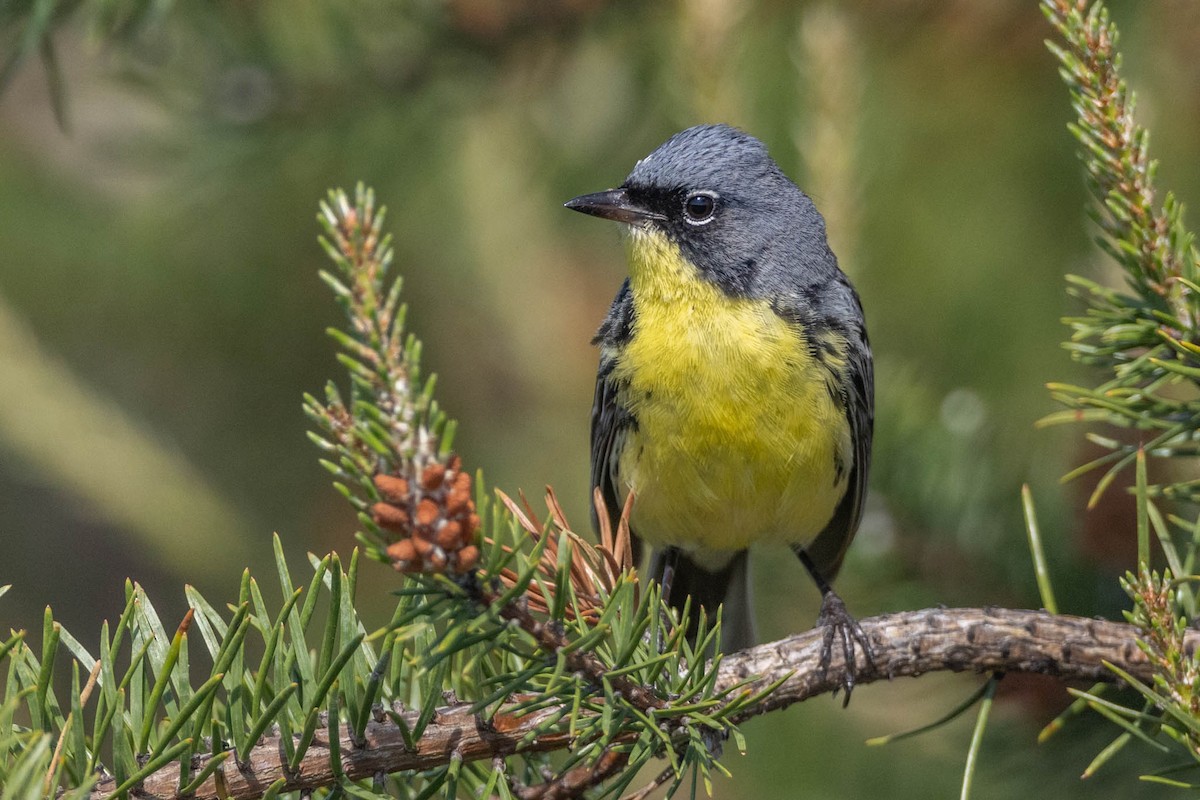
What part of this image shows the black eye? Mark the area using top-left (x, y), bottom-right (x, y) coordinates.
top-left (683, 192), bottom-right (716, 223)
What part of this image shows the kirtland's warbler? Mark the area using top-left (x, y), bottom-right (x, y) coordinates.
top-left (566, 124), bottom-right (874, 687)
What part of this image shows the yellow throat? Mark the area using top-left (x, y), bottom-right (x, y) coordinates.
top-left (609, 228), bottom-right (852, 568)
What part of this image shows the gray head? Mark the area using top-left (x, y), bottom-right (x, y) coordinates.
top-left (565, 124), bottom-right (837, 297)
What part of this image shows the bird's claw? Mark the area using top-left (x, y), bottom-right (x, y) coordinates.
top-left (815, 591), bottom-right (874, 707)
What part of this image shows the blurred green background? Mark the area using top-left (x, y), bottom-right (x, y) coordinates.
top-left (2, 1), bottom-right (1199, 796)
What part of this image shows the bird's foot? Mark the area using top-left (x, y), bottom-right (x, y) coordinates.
top-left (816, 591), bottom-right (874, 707)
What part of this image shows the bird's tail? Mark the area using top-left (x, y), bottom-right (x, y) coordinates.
top-left (648, 549), bottom-right (755, 653)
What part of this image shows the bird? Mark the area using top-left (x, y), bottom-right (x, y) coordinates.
top-left (564, 124), bottom-right (874, 692)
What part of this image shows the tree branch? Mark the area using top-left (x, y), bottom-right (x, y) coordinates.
top-left (92, 607), bottom-right (1178, 799)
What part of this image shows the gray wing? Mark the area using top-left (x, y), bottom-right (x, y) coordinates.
top-left (589, 280), bottom-right (639, 562)
top-left (803, 302), bottom-right (874, 582)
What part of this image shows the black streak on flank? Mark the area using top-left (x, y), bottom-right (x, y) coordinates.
top-left (825, 381), bottom-right (842, 415)
top-left (813, 335), bottom-right (842, 367)
top-left (832, 453), bottom-right (846, 485)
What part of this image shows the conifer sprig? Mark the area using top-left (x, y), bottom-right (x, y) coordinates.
top-left (1039, 0), bottom-right (1200, 507)
top-left (305, 184), bottom-right (467, 572)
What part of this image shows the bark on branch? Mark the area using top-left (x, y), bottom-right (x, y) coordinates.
top-left (92, 607), bottom-right (1183, 799)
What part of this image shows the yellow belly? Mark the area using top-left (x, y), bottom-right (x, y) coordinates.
top-left (611, 229), bottom-right (851, 568)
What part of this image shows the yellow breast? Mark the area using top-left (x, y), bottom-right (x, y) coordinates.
top-left (610, 229), bottom-right (851, 567)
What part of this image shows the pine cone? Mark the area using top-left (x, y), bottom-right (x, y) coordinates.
top-left (372, 455), bottom-right (480, 574)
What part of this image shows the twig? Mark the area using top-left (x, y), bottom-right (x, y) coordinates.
top-left (45, 660), bottom-right (102, 794)
top-left (621, 764), bottom-right (674, 800)
top-left (89, 606), bottom-right (1185, 800)
top-left (478, 581), bottom-right (659, 799)
top-left (514, 749), bottom-right (630, 800)
top-left (485, 588), bottom-right (665, 713)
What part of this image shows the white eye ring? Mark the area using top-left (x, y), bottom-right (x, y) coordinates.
top-left (683, 191), bottom-right (719, 225)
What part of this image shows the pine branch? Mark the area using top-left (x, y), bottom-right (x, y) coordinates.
top-left (1042, 0), bottom-right (1195, 320)
top-left (85, 607), bottom-right (1184, 799)
top-left (511, 748), bottom-right (630, 800)
top-left (1039, 0), bottom-right (1200, 505)
top-left (483, 584), bottom-right (664, 715)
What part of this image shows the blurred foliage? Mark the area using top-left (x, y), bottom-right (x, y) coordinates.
top-left (1, 0), bottom-right (1200, 798)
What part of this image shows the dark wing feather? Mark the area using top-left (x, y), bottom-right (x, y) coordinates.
top-left (588, 357), bottom-right (628, 533)
top-left (803, 310), bottom-right (874, 582)
top-left (589, 280), bottom-right (641, 564)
